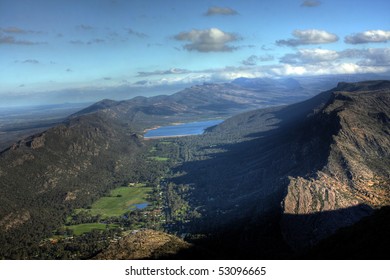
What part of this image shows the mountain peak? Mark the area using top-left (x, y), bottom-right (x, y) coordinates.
top-left (70, 98), bottom-right (119, 118)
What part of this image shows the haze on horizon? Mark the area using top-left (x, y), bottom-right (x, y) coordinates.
top-left (1, 0), bottom-right (390, 106)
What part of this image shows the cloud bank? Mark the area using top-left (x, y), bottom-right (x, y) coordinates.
top-left (138, 68), bottom-right (190, 77)
top-left (279, 48), bottom-right (390, 68)
top-left (345, 30), bottom-right (390, 44)
top-left (280, 49), bottom-right (339, 64)
top-left (134, 47), bottom-right (390, 87)
top-left (277, 29), bottom-right (339, 46)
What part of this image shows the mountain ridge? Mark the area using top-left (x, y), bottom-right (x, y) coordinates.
top-left (281, 80), bottom-right (390, 250)
top-left (163, 80), bottom-right (389, 257)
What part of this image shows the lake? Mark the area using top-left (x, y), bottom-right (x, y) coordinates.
top-left (129, 202), bottom-right (149, 210)
top-left (133, 203), bottom-right (148, 210)
top-left (144, 119), bottom-right (224, 138)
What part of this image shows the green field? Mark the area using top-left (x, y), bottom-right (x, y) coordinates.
top-left (66, 223), bottom-right (118, 236)
top-left (79, 185), bottom-right (152, 217)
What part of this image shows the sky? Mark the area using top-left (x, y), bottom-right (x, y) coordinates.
top-left (1, 0), bottom-right (390, 106)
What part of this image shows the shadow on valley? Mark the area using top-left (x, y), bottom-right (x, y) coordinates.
top-left (146, 204), bottom-right (389, 260)
top-left (163, 90), bottom-right (346, 258)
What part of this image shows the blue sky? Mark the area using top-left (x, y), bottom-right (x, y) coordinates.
top-left (1, 0), bottom-right (390, 106)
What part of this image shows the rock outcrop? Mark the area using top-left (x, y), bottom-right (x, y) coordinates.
top-left (94, 229), bottom-right (192, 260)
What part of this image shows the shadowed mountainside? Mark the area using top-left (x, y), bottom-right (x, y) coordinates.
top-left (166, 80), bottom-right (390, 257)
top-left (281, 81), bottom-right (390, 250)
top-left (306, 206), bottom-right (390, 259)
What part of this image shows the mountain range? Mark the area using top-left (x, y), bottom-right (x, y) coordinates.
top-left (0, 79), bottom-right (389, 259)
top-left (0, 73), bottom-right (383, 151)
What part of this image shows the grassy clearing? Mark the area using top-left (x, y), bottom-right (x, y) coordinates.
top-left (81, 186), bottom-right (152, 217)
top-left (127, 182), bottom-right (146, 187)
top-left (66, 223), bottom-right (118, 236)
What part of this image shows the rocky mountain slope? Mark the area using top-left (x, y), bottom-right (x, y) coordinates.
top-left (281, 81), bottom-right (390, 250)
top-left (168, 80), bottom-right (389, 257)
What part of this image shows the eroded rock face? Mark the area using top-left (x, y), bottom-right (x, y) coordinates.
top-left (281, 81), bottom-right (390, 251)
top-left (94, 229), bottom-right (192, 260)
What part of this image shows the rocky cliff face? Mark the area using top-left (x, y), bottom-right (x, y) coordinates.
top-left (281, 81), bottom-right (390, 250)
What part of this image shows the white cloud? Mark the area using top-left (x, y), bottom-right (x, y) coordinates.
top-left (174, 28), bottom-right (241, 52)
top-left (356, 48), bottom-right (390, 66)
top-left (338, 63), bottom-right (361, 73)
top-left (131, 47), bottom-right (390, 87)
top-left (336, 48), bottom-right (390, 67)
top-left (208, 49), bottom-right (390, 77)
top-left (276, 29), bottom-right (339, 47)
top-left (280, 49), bottom-right (339, 64)
top-left (271, 64), bottom-right (307, 76)
top-left (345, 30), bottom-right (390, 44)
top-left (132, 66), bottom-right (271, 87)
top-left (271, 62), bottom-right (388, 76)
top-left (139, 74), bottom-right (211, 87)
top-left (279, 47), bottom-right (390, 71)
top-left (205, 6), bottom-right (238, 16)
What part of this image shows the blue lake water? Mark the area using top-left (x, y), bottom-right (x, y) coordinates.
top-left (129, 203), bottom-right (149, 210)
top-left (133, 203), bottom-right (148, 210)
top-left (144, 119), bottom-right (224, 138)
